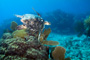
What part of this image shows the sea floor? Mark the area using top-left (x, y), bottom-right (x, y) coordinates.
top-left (47, 33), bottom-right (90, 60)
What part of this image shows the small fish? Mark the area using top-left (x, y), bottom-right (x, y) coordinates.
top-left (44, 21), bottom-right (51, 25)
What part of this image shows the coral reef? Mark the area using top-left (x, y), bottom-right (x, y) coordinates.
top-left (12, 29), bottom-right (28, 38)
top-left (0, 36), bottom-right (49, 60)
top-left (0, 13), bottom-right (67, 60)
top-left (2, 33), bottom-right (12, 39)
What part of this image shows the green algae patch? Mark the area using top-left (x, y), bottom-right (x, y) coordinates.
top-left (12, 29), bottom-right (28, 38)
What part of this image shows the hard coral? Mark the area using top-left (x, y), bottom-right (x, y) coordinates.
top-left (12, 29), bottom-right (28, 38)
top-left (52, 46), bottom-right (66, 60)
top-left (0, 36), bottom-right (49, 60)
top-left (2, 33), bottom-right (12, 39)
top-left (4, 55), bottom-right (27, 60)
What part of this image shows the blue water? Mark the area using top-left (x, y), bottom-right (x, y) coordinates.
top-left (0, 0), bottom-right (90, 21)
top-left (0, 0), bottom-right (90, 34)
top-left (0, 0), bottom-right (90, 59)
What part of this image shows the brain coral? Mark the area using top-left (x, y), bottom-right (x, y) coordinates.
top-left (12, 29), bottom-right (28, 38)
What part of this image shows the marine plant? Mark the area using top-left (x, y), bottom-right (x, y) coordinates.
top-left (52, 46), bottom-right (66, 60)
top-left (40, 28), bottom-right (51, 42)
top-left (10, 21), bottom-right (18, 31)
top-left (39, 28), bottom-right (59, 45)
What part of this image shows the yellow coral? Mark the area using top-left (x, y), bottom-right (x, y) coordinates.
top-left (12, 29), bottom-right (28, 38)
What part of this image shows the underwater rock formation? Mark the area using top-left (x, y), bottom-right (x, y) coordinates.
top-left (0, 36), bottom-right (49, 60)
top-left (2, 33), bottom-right (12, 39)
